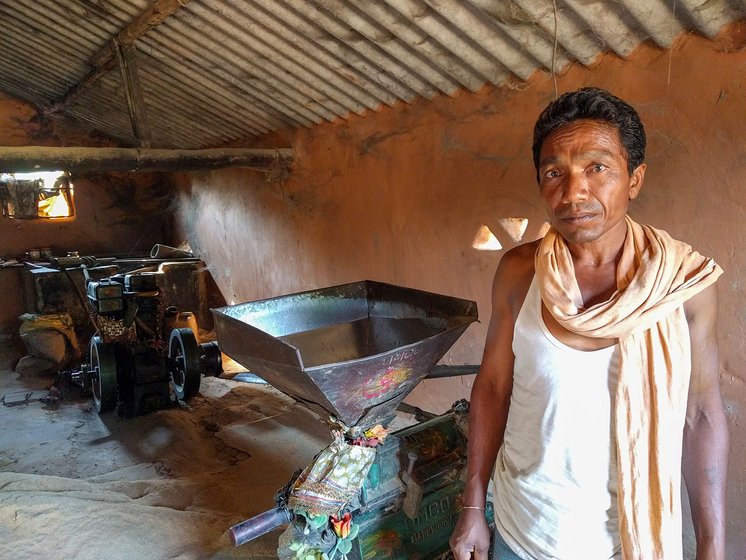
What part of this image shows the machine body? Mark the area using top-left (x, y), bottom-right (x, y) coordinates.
top-left (73, 267), bottom-right (221, 416)
top-left (213, 281), bottom-right (489, 559)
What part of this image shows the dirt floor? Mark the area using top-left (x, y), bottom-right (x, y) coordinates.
top-left (0, 347), bottom-right (334, 560)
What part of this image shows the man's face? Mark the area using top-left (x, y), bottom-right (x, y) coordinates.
top-left (537, 119), bottom-right (645, 246)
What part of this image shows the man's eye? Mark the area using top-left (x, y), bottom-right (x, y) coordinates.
top-left (591, 164), bottom-right (607, 172)
top-left (544, 169), bottom-right (560, 179)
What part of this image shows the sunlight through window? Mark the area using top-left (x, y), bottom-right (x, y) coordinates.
top-left (0, 171), bottom-right (74, 219)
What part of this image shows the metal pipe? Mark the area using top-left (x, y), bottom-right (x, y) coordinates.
top-left (425, 364), bottom-right (479, 378)
top-left (229, 507), bottom-right (292, 546)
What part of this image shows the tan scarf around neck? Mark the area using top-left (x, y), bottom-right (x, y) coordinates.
top-left (535, 215), bottom-right (723, 560)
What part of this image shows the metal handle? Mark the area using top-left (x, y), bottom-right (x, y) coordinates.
top-left (229, 507), bottom-right (292, 546)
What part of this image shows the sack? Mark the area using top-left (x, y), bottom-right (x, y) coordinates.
top-left (288, 436), bottom-right (375, 517)
top-left (19, 313), bottom-right (79, 364)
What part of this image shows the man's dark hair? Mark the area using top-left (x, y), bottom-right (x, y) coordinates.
top-left (532, 87), bottom-right (646, 180)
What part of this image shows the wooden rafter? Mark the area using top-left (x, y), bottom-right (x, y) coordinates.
top-left (45, 0), bottom-right (189, 116)
top-left (114, 40), bottom-right (153, 148)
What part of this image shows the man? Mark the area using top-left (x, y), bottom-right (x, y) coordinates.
top-left (449, 88), bottom-right (728, 560)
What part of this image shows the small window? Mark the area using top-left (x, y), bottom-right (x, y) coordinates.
top-left (0, 171), bottom-right (75, 219)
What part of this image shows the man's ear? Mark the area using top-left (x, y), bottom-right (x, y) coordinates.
top-left (629, 163), bottom-right (646, 200)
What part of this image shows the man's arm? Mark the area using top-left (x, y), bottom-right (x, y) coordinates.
top-left (449, 247), bottom-right (531, 560)
top-left (683, 284), bottom-right (729, 560)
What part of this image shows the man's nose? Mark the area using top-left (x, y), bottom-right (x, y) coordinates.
top-left (561, 172), bottom-right (589, 203)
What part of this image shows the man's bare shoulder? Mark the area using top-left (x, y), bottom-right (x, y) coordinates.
top-left (492, 240), bottom-right (540, 314)
top-left (496, 240), bottom-right (539, 278)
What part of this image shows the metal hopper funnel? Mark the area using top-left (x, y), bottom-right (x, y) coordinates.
top-left (212, 280), bottom-right (477, 429)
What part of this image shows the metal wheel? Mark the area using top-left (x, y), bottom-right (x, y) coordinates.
top-left (168, 328), bottom-right (201, 401)
top-left (89, 335), bottom-right (118, 413)
top-left (199, 341), bottom-right (223, 377)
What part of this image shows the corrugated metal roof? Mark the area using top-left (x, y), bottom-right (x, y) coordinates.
top-left (0, 0), bottom-right (743, 149)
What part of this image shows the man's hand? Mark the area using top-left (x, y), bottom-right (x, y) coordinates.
top-left (449, 509), bottom-right (491, 560)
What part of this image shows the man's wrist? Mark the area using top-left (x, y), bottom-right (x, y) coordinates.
top-left (696, 535), bottom-right (725, 560)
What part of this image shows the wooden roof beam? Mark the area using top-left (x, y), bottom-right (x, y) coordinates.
top-left (0, 146), bottom-right (294, 174)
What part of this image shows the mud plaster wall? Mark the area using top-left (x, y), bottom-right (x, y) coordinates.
top-left (173, 26), bottom-right (746, 556)
top-left (0, 93), bottom-right (172, 342)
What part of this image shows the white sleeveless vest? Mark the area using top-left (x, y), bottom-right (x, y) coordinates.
top-left (492, 275), bottom-right (622, 560)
